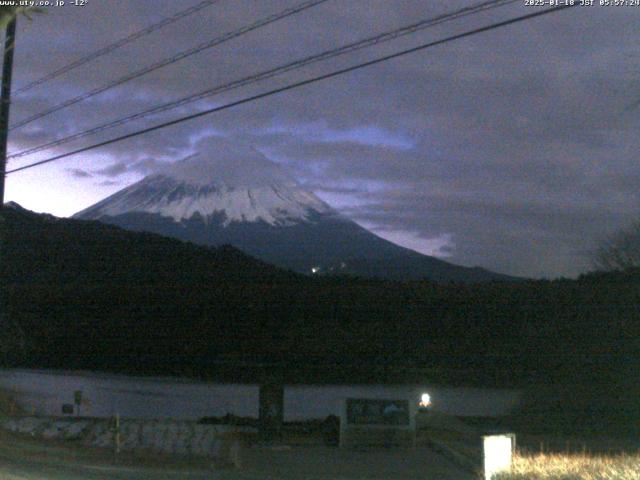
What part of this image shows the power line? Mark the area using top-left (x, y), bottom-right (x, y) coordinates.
top-left (5, 5), bottom-right (575, 176)
top-left (8, 0), bottom-right (518, 161)
top-left (9, 0), bottom-right (330, 130)
top-left (14, 0), bottom-right (221, 95)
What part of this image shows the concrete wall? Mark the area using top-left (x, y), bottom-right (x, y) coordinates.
top-left (285, 385), bottom-right (521, 419)
top-left (0, 368), bottom-right (521, 420)
top-left (0, 368), bottom-right (259, 419)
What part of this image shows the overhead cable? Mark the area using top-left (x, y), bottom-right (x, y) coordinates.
top-left (10, 0), bottom-right (330, 130)
top-left (8, 0), bottom-right (518, 160)
top-left (15, 0), bottom-right (221, 94)
top-left (6, 5), bottom-right (576, 175)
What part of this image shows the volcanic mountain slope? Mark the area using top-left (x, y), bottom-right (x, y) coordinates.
top-left (74, 139), bottom-right (514, 283)
top-left (2, 200), bottom-right (298, 286)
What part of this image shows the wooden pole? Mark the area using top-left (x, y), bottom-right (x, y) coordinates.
top-left (115, 413), bottom-right (121, 455)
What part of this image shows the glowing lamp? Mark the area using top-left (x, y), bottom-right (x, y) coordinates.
top-left (483, 434), bottom-right (515, 480)
top-left (419, 392), bottom-right (431, 408)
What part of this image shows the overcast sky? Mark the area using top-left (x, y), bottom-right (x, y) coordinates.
top-left (5, 0), bottom-right (640, 278)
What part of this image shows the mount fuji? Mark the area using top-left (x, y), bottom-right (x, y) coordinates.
top-left (74, 139), bottom-right (513, 283)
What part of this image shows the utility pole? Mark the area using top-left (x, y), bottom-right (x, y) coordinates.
top-left (0, 16), bottom-right (16, 208)
top-left (0, 17), bottom-right (16, 367)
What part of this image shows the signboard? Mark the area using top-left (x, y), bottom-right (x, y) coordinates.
top-left (346, 399), bottom-right (410, 426)
top-left (483, 434), bottom-right (516, 480)
top-left (340, 398), bottom-right (416, 448)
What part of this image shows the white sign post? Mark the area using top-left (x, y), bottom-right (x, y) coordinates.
top-left (483, 434), bottom-right (515, 480)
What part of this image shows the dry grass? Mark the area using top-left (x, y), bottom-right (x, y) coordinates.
top-left (494, 451), bottom-right (640, 480)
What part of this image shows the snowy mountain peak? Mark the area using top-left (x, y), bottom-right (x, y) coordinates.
top-left (72, 137), bottom-right (515, 283)
top-left (74, 139), bottom-right (334, 226)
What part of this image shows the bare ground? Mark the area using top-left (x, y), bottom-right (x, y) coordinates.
top-left (0, 427), bottom-right (478, 479)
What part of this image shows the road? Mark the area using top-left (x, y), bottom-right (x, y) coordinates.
top-left (0, 428), bottom-right (476, 479)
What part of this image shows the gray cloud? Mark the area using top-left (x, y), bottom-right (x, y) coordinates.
top-left (154, 136), bottom-right (294, 187)
top-left (97, 180), bottom-right (121, 187)
top-left (66, 168), bottom-right (92, 179)
top-left (6, 0), bottom-right (640, 278)
top-left (93, 162), bottom-right (129, 177)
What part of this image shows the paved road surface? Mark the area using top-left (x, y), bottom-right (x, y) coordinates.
top-left (0, 429), bottom-right (477, 479)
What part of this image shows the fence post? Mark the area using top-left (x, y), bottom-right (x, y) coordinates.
top-left (258, 376), bottom-right (284, 443)
top-left (115, 413), bottom-right (121, 455)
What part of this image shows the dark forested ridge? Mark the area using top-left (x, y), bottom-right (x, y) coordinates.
top-left (1, 205), bottom-right (639, 432)
top-left (73, 171), bottom-right (517, 283)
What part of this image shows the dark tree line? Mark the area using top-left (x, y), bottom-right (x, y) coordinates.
top-left (2, 206), bottom-right (639, 434)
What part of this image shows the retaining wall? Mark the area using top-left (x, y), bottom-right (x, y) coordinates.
top-left (0, 368), bottom-right (522, 420)
top-left (2, 416), bottom-right (254, 459)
